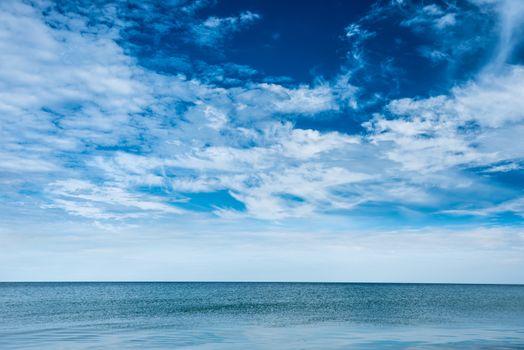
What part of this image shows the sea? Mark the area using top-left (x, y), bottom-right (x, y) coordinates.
top-left (1, 282), bottom-right (523, 349)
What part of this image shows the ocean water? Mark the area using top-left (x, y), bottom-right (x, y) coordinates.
top-left (1, 283), bottom-right (524, 349)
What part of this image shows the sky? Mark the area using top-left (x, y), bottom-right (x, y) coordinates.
top-left (1, 0), bottom-right (524, 283)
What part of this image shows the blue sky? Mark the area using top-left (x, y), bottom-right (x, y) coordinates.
top-left (1, 0), bottom-right (524, 282)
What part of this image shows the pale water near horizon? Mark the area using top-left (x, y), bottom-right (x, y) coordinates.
top-left (1, 282), bottom-right (524, 349)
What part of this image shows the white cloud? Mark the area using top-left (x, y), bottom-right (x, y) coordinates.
top-left (366, 66), bottom-right (524, 174)
top-left (191, 11), bottom-right (261, 47)
top-left (255, 83), bottom-right (339, 115)
top-left (344, 23), bottom-right (374, 40)
top-left (444, 196), bottom-right (524, 218)
top-left (435, 13), bottom-right (456, 29)
top-left (230, 164), bottom-right (370, 219)
top-left (2, 0), bottom-right (524, 223)
top-left (0, 153), bottom-right (60, 172)
top-left (45, 179), bottom-right (185, 220)
top-left (80, 118), bottom-right (373, 220)
top-left (1, 0), bottom-right (359, 221)
top-left (482, 162), bottom-right (521, 173)
top-left (473, 0), bottom-right (524, 71)
top-left (0, 0), bottom-right (150, 165)
top-left (401, 4), bottom-right (457, 31)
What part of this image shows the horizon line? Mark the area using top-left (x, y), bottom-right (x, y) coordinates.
top-left (1, 281), bottom-right (523, 286)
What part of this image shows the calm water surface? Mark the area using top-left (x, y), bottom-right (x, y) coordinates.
top-left (1, 282), bottom-right (524, 349)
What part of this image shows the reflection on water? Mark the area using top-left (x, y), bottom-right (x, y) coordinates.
top-left (1, 282), bottom-right (523, 349)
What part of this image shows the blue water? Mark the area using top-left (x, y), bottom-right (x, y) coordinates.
top-left (1, 283), bottom-right (524, 349)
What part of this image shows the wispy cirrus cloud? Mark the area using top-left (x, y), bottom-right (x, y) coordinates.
top-left (44, 179), bottom-right (185, 220)
top-left (401, 4), bottom-right (457, 31)
top-left (190, 11), bottom-right (261, 47)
